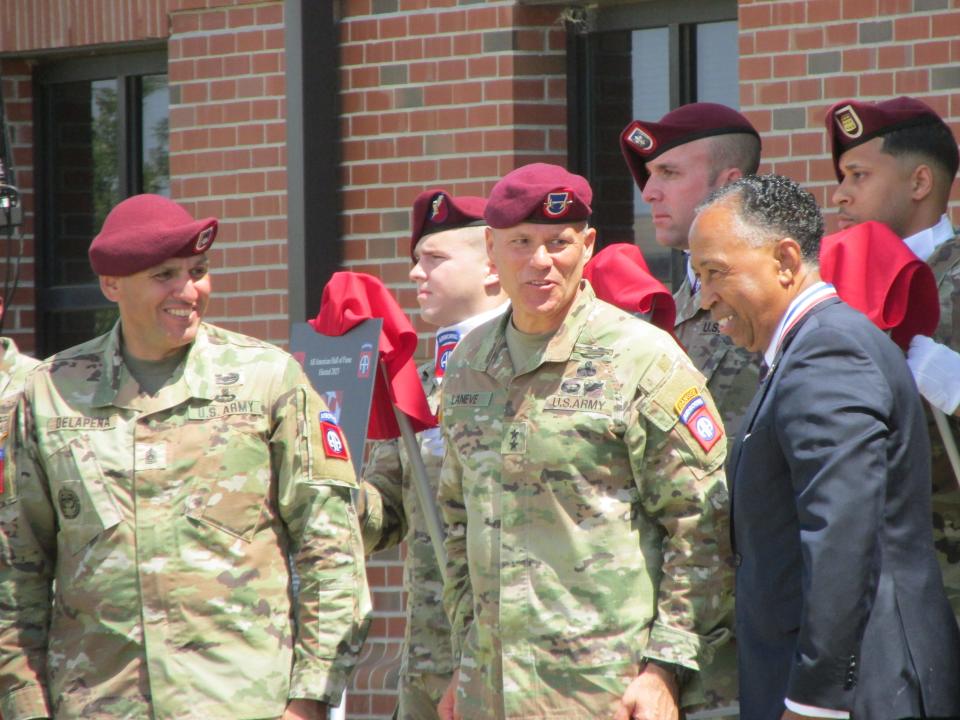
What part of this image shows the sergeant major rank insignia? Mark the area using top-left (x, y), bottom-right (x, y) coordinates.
top-left (674, 387), bottom-right (723, 453)
top-left (543, 189), bottom-right (573, 219)
top-left (626, 125), bottom-right (655, 153)
top-left (319, 410), bottom-right (349, 460)
top-left (834, 104), bottom-right (863, 139)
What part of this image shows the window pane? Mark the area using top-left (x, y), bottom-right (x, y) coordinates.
top-left (48, 79), bottom-right (119, 287)
top-left (630, 27), bottom-right (672, 282)
top-left (43, 307), bottom-right (119, 354)
top-left (696, 21), bottom-right (739, 107)
top-left (142, 74), bottom-right (170, 196)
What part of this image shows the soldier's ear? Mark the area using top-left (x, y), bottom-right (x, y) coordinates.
top-left (910, 163), bottom-right (934, 202)
top-left (99, 275), bottom-right (122, 303)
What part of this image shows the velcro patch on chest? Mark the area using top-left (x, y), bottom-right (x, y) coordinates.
top-left (187, 401), bottom-right (264, 421)
top-left (675, 387), bottom-right (723, 453)
top-left (135, 443), bottom-right (168, 470)
top-left (446, 391), bottom-right (492, 408)
top-left (501, 422), bottom-right (528, 454)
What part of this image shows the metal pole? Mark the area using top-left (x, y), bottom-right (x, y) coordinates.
top-left (379, 361), bottom-right (448, 570)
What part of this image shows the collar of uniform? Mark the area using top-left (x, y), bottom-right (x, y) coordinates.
top-left (903, 213), bottom-right (954, 262)
top-left (467, 280), bottom-right (597, 374)
top-left (673, 274), bottom-right (702, 325)
top-left (91, 321), bottom-right (220, 408)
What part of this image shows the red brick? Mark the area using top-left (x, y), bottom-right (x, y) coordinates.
top-left (774, 54), bottom-right (806, 78)
top-left (793, 27), bottom-right (823, 51)
top-left (825, 74), bottom-right (858, 97)
top-left (842, 0), bottom-right (878, 20)
top-left (741, 56), bottom-right (772, 81)
top-left (860, 71), bottom-right (894, 96)
top-left (825, 22), bottom-right (857, 46)
top-left (758, 82), bottom-right (789, 105)
top-left (438, 9), bottom-right (467, 33)
top-left (931, 13), bottom-right (960, 39)
top-left (877, 0), bottom-right (911, 12)
top-left (227, 7), bottom-right (254, 28)
top-left (739, 3), bottom-right (772, 29)
top-left (877, 45), bottom-right (909, 69)
top-left (790, 78), bottom-right (822, 102)
top-left (790, 131), bottom-right (824, 157)
top-left (915, 40), bottom-right (950, 66)
top-left (773, 1), bottom-right (806, 24)
top-left (843, 48), bottom-right (876, 72)
top-left (894, 15), bottom-right (930, 41)
top-left (895, 69), bottom-right (929, 94)
top-left (255, 3), bottom-right (283, 26)
top-left (466, 6), bottom-right (499, 31)
top-left (379, 16), bottom-right (407, 40)
top-left (409, 12), bottom-right (437, 36)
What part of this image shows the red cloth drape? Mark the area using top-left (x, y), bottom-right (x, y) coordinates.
top-left (820, 220), bottom-right (939, 350)
top-left (309, 271), bottom-right (437, 440)
top-left (583, 243), bottom-right (677, 332)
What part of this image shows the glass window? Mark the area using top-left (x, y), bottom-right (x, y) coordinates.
top-left (36, 52), bottom-right (167, 355)
top-left (568, 2), bottom-right (738, 288)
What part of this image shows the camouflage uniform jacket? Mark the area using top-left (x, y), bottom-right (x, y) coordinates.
top-left (359, 361), bottom-right (454, 675)
top-left (673, 275), bottom-right (761, 438)
top-left (0, 337), bottom-right (39, 442)
top-left (0, 322), bottom-right (371, 720)
top-left (927, 231), bottom-right (960, 619)
top-left (438, 283), bottom-right (733, 719)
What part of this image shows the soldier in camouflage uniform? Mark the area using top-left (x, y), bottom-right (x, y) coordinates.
top-left (436, 164), bottom-right (733, 720)
top-left (826, 96), bottom-right (960, 625)
top-left (358, 189), bottom-right (508, 719)
top-left (619, 103), bottom-right (765, 716)
top-left (620, 103), bottom-right (764, 435)
top-left (0, 194), bottom-right (371, 720)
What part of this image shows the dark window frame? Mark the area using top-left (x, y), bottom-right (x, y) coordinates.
top-left (566, 0), bottom-right (737, 287)
top-left (33, 48), bottom-right (167, 355)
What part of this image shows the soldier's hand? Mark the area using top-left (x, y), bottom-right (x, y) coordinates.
top-left (437, 668), bottom-right (460, 720)
top-left (283, 698), bottom-right (329, 720)
top-left (613, 663), bottom-right (679, 720)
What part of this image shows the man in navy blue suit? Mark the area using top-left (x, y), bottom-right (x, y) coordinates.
top-left (688, 173), bottom-right (960, 720)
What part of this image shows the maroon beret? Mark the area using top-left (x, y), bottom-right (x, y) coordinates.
top-left (410, 189), bottom-right (487, 259)
top-left (89, 194), bottom-right (218, 276)
top-left (620, 102), bottom-right (760, 190)
top-left (825, 96), bottom-right (956, 181)
top-left (484, 163), bottom-right (592, 229)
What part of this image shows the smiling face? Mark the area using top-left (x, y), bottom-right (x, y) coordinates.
top-left (100, 254), bottom-right (211, 361)
top-left (689, 202), bottom-right (792, 354)
top-left (641, 137), bottom-right (733, 250)
top-left (409, 226), bottom-right (499, 327)
top-left (486, 222), bottom-right (595, 334)
top-left (832, 136), bottom-right (916, 235)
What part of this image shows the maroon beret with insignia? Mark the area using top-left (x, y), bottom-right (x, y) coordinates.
top-left (484, 163), bottom-right (592, 229)
top-left (410, 189), bottom-right (487, 259)
top-left (825, 96), bottom-right (956, 181)
top-left (620, 103), bottom-right (760, 190)
top-left (89, 194), bottom-right (218, 277)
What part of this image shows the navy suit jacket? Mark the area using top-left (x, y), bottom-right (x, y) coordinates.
top-left (729, 298), bottom-right (960, 720)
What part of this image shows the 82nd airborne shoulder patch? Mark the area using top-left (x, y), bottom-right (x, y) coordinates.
top-left (674, 387), bottom-right (723, 453)
top-left (319, 411), bottom-right (349, 460)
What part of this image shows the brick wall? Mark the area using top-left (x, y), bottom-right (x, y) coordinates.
top-left (738, 0), bottom-right (960, 230)
top-left (167, 0), bottom-right (290, 344)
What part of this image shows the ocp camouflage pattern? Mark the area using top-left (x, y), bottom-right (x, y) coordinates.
top-left (438, 282), bottom-right (733, 719)
top-left (0, 322), bottom-right (371, 720)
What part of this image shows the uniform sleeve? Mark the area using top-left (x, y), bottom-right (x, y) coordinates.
top-left (273, 363), bottom-right (372, 707)
top-left (437, 423), bottom-right (471, 662)
top-left (357, 438), bottom-right (408, 554)
top-left (0, 391), bottom-right (55, 720)
top-left (626, 354), bottom-right (734, 678)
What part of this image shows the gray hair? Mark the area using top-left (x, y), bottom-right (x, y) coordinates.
top-left (696, 174), bottom-right (824, 262)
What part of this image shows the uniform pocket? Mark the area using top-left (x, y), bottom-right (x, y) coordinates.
top-left (183, 423), bottom-right (272, 542)
top-left (47, 439), bottom-right (123, 555)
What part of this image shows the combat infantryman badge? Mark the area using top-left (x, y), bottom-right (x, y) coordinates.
top-left (834, 105), bottom-right (863, 139)
top-left (319, 411), bottom-right (349, 460)
top-left (543, 189), bottom-right (573, 218)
